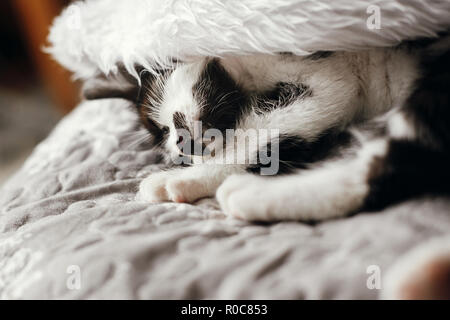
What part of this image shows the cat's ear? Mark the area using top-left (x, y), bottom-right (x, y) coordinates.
top-left (82, 64), bottom-right (146, 102)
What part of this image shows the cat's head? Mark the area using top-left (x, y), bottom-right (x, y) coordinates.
top-left (83, 58), bottom-right (247, 163)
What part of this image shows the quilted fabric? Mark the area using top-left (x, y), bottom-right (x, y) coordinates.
top-left (1, 100), bottom-right (449, 299)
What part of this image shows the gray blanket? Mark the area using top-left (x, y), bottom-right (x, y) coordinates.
top-left (1, 100), bottom-right (449, 299)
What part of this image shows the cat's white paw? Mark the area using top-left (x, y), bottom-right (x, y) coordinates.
top-left (165, 177), bottom-right (210, 203)
top-left (218, 165), bottom-right (369, 222)
top-left (216, 174), bottom-right (276, 221)
top-left (136, 171), bottom-right (172, 202)
top-left (137, 169), bottom-right (213, 203)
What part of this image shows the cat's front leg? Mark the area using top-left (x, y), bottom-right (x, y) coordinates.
top-left (137, 164), bottom-right (244, 203)
top-left (217, 139), bottom-right (388, 221)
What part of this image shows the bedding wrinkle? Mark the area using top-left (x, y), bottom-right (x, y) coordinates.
top-left (0, 100), bottom-right (449, 298)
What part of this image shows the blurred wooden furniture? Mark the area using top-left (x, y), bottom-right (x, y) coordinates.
top-left (12, 0), bottom-right (80, 114)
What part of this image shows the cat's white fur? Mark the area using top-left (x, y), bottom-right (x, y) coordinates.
top-left (217, 139), bottom-right (388, 221)
top-left (155, 61), bottom-right (207, 160)
top-left (137, 49), bottom-right (419, 221)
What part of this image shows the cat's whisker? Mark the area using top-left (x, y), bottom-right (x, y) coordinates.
top-left (123, 133), bottom-right (153, 150)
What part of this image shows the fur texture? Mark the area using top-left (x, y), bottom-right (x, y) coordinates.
top-left (84, 46), bottom-right (426, 220)
top-left (47, 0), bottom-right (450, 79)
top-left (83, 36), bottom-right (450, 223)
top-left (51, 1), bottom-right (450, 223)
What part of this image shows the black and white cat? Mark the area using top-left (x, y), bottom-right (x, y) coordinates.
top-left (84, 34), bottom-right (450, 222)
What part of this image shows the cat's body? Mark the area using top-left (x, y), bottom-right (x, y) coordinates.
top-left (84, 34), bottom-right (450, 222)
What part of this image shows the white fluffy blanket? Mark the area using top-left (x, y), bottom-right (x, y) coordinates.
top-left (48, 0), bottom-right (450, 78)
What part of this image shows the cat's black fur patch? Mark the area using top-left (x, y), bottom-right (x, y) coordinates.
top-left (83, 64), bottom-right (146, 101)
top-left (172, 112), bottom-right (189, 131)
top-left (406, 47), bottom-right (450, 151)
top-left (256, 82), bottom-right (312, 112)
top-left (81, 63), bottom-right (173, 148)
top-left (193, 59), bottom-right (248, 132)
top-left (364, 141), bottom-right (450, 211)
top-left (305, 51), bottom-right (334, 61)
top-left (277, 52), bottom-right (294, 56)
top-left (137, 69), bottom-right (172, 147)
top-left (364, 35), bottom-right (450, 211)
top-left (247, 129), bottom-right (353, 175)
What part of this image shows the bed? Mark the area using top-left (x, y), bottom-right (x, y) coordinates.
top-left (1, 0), bottom-right (450, 299)
top-left (1, 99), bottom-right (449, 299)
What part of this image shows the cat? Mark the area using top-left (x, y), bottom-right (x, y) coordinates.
top-left (83, 34), bottom-right (450, 222)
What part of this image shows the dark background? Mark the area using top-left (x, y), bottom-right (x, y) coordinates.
top-left (0, 0), bottom-right (79, 185)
